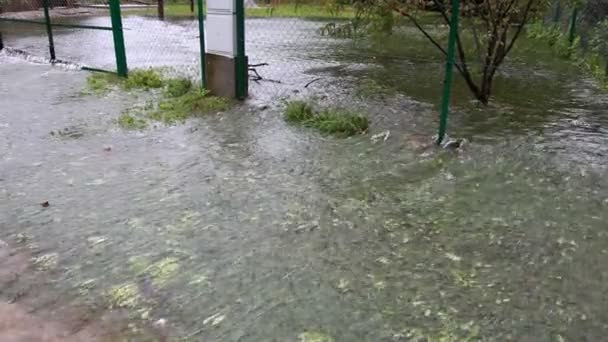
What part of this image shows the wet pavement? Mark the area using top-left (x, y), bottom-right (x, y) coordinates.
top-left (2, 16), bottom-right (608, 342)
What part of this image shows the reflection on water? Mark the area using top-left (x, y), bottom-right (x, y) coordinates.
top-left (1, 15), bottom-right (608, 341)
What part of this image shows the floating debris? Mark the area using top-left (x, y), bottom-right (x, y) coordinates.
top-left (299, 331), bottom-right (334, 342)
top-left (445, 253), bottom-right (462, 262)
top-left (202, 312), bottom-right (225, 326)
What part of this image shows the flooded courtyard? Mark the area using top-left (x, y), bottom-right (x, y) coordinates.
top-left (1, 14), bottom-right (608, 342)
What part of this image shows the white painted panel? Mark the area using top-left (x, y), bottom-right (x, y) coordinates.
top-left (206, 13), bottom-right (236, 57)
top-left (207, 0), bottom-right (234, 11)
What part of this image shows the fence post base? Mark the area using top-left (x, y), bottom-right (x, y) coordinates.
top-left (205, 54), bottom-right (247, 99)
top-left (109, 0), bottom-right (128, 77)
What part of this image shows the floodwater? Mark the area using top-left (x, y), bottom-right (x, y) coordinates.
top-left (1, 14), bottom-right (608, 342)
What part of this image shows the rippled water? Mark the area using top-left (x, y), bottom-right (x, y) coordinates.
top-left (1, 15), bottom-right (608, 341)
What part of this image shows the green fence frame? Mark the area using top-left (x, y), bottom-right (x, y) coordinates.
top-left (0, 0), bottom-right (127, 76)
top-left (235, 0), bottom-right (247, 99)
top-left (437, 0), bottom-right (460, 144)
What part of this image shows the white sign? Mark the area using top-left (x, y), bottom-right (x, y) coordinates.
top-left (207, 0), bottom-right (234, 12)
top-left (206, 14), bottom-right (236, 57)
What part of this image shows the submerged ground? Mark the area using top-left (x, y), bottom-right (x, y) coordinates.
top-left (1, 14), bottom-right (608, 342)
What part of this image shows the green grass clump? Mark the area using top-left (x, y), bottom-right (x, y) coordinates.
top-left (284, 101), bottom-right (368, 137)
top-left (312, 109), bottom-right (369, 136)
top-left (85, 72), bottom-right (121, 94)
top-left (85, 69), bottom-right (164, 93)
top-left (123, 69), bottom-right (164, 90)
top-left (165, 77), bottom-right (193, 97)
top-left (149, 89), bottom-right (228, 124)
top-left (117, 112), bottom-right (148, 130)
top-left (284, 101), bottom-right (315, 123)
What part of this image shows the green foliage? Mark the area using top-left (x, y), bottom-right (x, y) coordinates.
top-left (165, 77), bottom-right (193, 97)
top-left (85, 73), bottom-right (121, 94)
top-left (284, 101), bottom-right (368, 137)
top-left (526, 21), bottom-right (562, 46)
top-left (150, 89), bottom-right (228, 124)
top-left (86, 70), bottom-right (230, 128)
top-left (117, 112), bottom-right (148, 130)
top-left (246, 3), bottom-right (355, 19)
top-left (527, 20), bottom-right (607, 87)
top-left (123, 69), bottom-right (164, 90)
top-left (284, 101), bottom-right (314, 123)
top-left (312, 108), bottom-right (369, 136)
top-left (86, 69), bottom-right (165, 94)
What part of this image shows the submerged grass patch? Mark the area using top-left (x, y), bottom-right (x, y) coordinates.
top-left (85, 72), bottom-right (122, 94)
top-left (122, 69), bottom-right (164, 90)
top-left (85, 70), bottom-right (229, 128)
top-left (285, 101), bottom-right (314, 123)
top-left (85, 69), bottom-right (164, 94)
top-left (284, 101), bottom-right (368, 137)
top-left (149, 88), bottom-right (228, 125)
top-left (117, 111), bottom-right (148, 130)
top-left (165, 77), bottom-right (192, 97)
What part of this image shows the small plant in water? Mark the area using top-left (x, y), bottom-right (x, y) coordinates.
top-left (284, 101), bottom-right (368, 137)
top-left (284, 101), bottom-right (314, 123)
top-left (117, 112), bottom-right (148, 130)
top-left (123, 69), bottom-right (164, 90)
top-left (107, 282), bottom-right (142, 309)
top-left (165, 77), bottom-right (193, 97)
top-left (85, 72), bottom-right (121, 94)
top-left (150, 88), bottom-right (228, 124)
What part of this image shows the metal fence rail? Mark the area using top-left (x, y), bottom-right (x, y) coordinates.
top-left (0, 0), bottom-right (127, 74)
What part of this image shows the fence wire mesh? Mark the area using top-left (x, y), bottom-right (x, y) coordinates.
top-left (245, 0), bottom-right (442, 135)
top-left (117, 1), bottom-right (202, 79)
top-left (533, 0), bottom-right (608, 85)
top-left (0, 0), bottom-right (203, 78)
top-left (0, 0), bottom-right (117, 70)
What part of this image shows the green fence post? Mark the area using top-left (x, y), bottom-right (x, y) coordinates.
top-left (235, 0), bottom-right (247, 99)
top-left (0, 31), bottom-right (4, 50)
top-left (196, 0), bottom-right (207, 88)
top-left (109, 0), bottom-right (128, 77)
top-left (42, 0), bottom-right (56, 60)
top-left (437, 0), bottom-right (460, 145)
top-left (158, 0), bottom-right (164, 20)
top-left (568, 7), bottom-right (578, 44)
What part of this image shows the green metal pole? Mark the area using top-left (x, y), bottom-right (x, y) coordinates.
top-left (437, 0), bottom-right (459, 145)
top-left (42, 0), bottom-right (56, 60)
top-left (196, 0), bottom-right (207, 88)
top-left (109, 0), bottom-right (128, 77)
top-left (568, 7), bottom-right (578, 44)
top-left (235, 0), bottom-right (247, 99)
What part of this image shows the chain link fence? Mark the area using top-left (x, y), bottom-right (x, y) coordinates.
top-left (531, 0), bottom-right (608, 84)
top-left (0, 0), bottom-right (205, 78)
top-left (0, 0), bottom-right (121, 71)
top-left (245, 0), bottom-right (443, 137)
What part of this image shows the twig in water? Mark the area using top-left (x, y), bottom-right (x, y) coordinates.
top-left (304, 78), bottom-right (321, 88)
